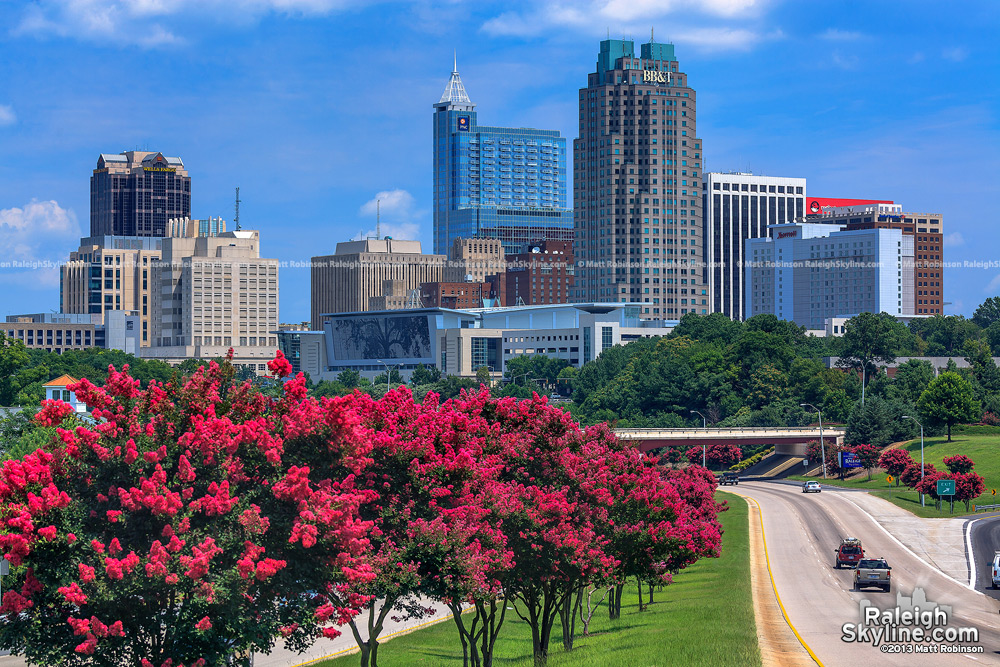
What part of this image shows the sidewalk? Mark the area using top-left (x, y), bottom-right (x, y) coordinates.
top-left (837, 491), bottom-right (969, 584)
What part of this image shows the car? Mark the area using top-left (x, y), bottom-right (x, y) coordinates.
top-left (802, 481), bottom-right (821, 493)
top-left (835, 537), bottom-right (864, 569)
top-left (990, 551), bottom-right (1000, 590)
top-left (854, 558), bottom-right (891, 592)
top-left (720, 472), bottom-right (739, 486)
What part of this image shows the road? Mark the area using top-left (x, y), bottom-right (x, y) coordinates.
top-left (969, 515), bottom-right (1000, 601)
top-left (734, 481), bottom-right (1000, 666)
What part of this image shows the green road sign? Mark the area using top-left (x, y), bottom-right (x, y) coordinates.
top-left (937, 479), bottom-right (956, 496)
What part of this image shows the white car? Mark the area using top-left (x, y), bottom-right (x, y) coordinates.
top-left (802, 481), bottom-right (822, 493)
top-left (991, 552), bottom-right (1000, 589)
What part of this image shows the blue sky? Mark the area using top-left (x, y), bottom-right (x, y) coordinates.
top-left (0, 0), bottom-right (997, 322)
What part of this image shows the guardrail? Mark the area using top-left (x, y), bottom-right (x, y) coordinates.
top-left (973, 503), bottom-right (1000, 512)
top-left (614, 427), bottom-right (846, 438)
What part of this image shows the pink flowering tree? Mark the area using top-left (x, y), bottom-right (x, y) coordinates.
top-left (953, 472), bottom-right (986, 511)
top-left (877, 448), bottom-right (914, 486)
top-left (684, 444), bottom-right (741, 469)
top-left (0, 352), bottom-right (375, 667)
top-left (852, 444), bottom-right (882, 481)
top-left (943, 455), bottom-right (975, 474)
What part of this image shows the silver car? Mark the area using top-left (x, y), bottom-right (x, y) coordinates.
top-left (802, 481), bottom-right (822, 493)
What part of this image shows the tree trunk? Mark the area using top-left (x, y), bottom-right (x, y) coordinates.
top-left (648, 581), bottom-right (654, 604)
top-left (947, 423), bottom-right (952, 442)
top-left (636, 576), bottom-right (645, 612)
top-left (450, 604), bottom-right (471, 667)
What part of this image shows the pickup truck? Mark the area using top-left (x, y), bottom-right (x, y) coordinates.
top-left (991, 551), bottom-right (1000, 589)
top-left (854, 558), bottom-right (891, 592)
top-left (720, 472), bottom-right (739, 486)
top-left (834, 537), bottom-right (864, 569)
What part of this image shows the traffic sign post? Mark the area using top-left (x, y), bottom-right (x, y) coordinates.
top-left (937, 479), bottom-right (956, 514)
top-left (0, 557), bottom-right (7, 608)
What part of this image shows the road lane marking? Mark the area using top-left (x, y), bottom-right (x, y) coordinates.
top-left (743, 495), bottom-right (824, 667)
top-left (965, 513), bottom-right (1000, 591)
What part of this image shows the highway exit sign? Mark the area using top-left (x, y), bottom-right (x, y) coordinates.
top-left (937, 479), bottom-right (956, 496)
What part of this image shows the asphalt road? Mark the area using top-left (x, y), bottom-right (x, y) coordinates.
top-left (969, 515), bottom-right (1000, 601)
top-left (734, 481), bottom-right (1000, 666)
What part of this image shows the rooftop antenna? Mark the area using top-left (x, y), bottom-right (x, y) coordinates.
top-left (651, 26), bottom-right (654, 42)
top-left (376, 199), bottom-right (381, 240)
top-left (453, 50), bottom-right (457, 73)
top-left (234, 187), bottom-right (241, 231)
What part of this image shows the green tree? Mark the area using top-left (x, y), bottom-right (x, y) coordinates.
top-left (846, 397), bottom-right (892, 448)
top-left (837, 312), bottom-right (906, 385)
top-left (917, 371), bottom-right (980, 441)
top-left (891, 359), bottom-right (935, 404)
top-left (476, 365), bottom-right (492, 387)
top-left (408, 363), bottom-right (440, 386)
top-left (337, 368), bottom-right (362, 388)
top-left (963, 338), bottom-right (1000, 397)
top-left (0, 333), bottom-right (30, 406)
top-left (972, 296), bottom-right (1000, 328)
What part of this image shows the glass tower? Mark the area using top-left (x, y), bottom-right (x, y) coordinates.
top-left (572, 39), bottom-right (708, 318)
top-left (433, 60), bottom-right (573, 256)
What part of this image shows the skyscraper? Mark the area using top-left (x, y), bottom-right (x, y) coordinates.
top-left (572, 39), bottom-right (707, 318)
top-left (433, 59), bottom-right (573, 256)
top-left (90, 151), bottom-right (191, 237)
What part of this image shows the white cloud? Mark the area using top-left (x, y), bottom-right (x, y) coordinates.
top-left (0, 105), bottom-right (15, 126)
top-left (13, 0), bottom-right (370, 46)
top-left (819, 28), bottom-right (863, 41)
top-left (0, 200), bottom-right (81, 289)
top-left (986, 274), bottom-right (1000, 294)
top-left (942, 47), bottom-right (968, 62)
top-left (358, 189), bottom-right (423, 241)
top-left (944, 232), bottom-right (964, 247)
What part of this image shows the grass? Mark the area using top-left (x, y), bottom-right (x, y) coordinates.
top-left (314, 491), bottom-right (759, 667)
top-left (787, 424), bottom-right (1000, 518)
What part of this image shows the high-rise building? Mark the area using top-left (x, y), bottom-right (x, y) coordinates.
top-left (505, 240), bottom-right (575, 306)
top-left (142, 230), bottom-right (279, 374)
top-left (310, 239), bottom-right (446, 329)
top-left (445, 237), bottom-right (507, 283)
top-left (433, 59), bottom-right (573, 256)
top-left (573, 39), bottom-right (707, 318)
top-left (808, 203), bottom-right (944, 316)
top-left (702, 173), bottom-right (806, 320)
top-left (745, 221), bottom-right (915, 329)
top-left (90, 151), bottom-right (191, 237)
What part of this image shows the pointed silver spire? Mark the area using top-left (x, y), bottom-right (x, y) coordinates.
top-left (436, 52), bottom-right (474, 109)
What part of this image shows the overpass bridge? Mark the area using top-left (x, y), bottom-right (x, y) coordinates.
top-left (613, 426), bottom-right (845, 456)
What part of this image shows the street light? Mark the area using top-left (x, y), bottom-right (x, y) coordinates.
top-left (800, 403), bottom-right (826, 479)
top-left (902, 415), bottom-right (925, 507)
top-left (691, 410), bottom-right (707, 468)
top-left (861, 359), bottom-right (879, 406)
top-left (375, 359), bottom-right (398, 394)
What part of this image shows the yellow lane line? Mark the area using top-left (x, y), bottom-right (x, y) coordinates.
top-left (744, 495), bottom-right (825, 667)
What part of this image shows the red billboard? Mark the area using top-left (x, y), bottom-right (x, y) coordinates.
top-left (806, 197), bottom-right (893, 215)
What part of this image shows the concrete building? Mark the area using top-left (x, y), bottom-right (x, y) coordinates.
top-left (745, 222), bottom-right (914, 330)
top-left (420, 281), bottom-right (503, 309)
top-left (433, 60), bottom-right (573, 255)
top-left (306, 303), bottom-right (676, 381)
top-left (702, 173), bottom-right (806, 320)
top-left (808, 203), bottom-right (944, 316)
top-left (3, 311), bottom-right (140, 354)
top-left (310, 239), bottom-right (446, 329)
top-left (573, 38), bottom-right (707, 318)
top-left (142, 230), bottom-right (279, 374)
top-left (90, 151), bottom-right (191, 237)
top-left (505, 240), bottom-right (574, 306)
top-left (445, 237), bottom-right (507, 283)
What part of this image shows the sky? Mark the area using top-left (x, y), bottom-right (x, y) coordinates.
top-left (0, 0), bottom-right (998, 323)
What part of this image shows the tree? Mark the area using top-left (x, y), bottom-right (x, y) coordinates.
top-left (891, 360), bottom-right (935, 404)
top-left (953, 472), bottom-right (986, 512)
top-left (846, 397), bottom-right (892, 448)
top-left (972, 296), bottom-right (1000, 328)
top-left (476, 365), bottom-right (492, 387)
top-left (901, 462), bottom-right (937, 489)
top-left (852, 444), bottom-right (882, 481)
top-left (0, 353), bottom-right (377, 666)
top-left (0, 333), bottom-right (30, 406)
top-left (837, 312), bottom-right (906, 380)
top-left (337, 368), bottom-right (362, 388)
top-left (408, 363), bottom-right (440, 386)
top-left (943, 454), bottom-right (975, 474)
top-left (877, 449), bottom-right (914, 486)
top-left (917, 371), bottom-right (980, 441)
top-left (684, 444), bottom-right (741, 469)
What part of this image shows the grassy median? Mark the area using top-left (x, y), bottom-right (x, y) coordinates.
top-left (314, 491), bottom-right (759, 667)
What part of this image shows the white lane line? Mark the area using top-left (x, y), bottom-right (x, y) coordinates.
top-left (965, 517), bottom-right (976, 590)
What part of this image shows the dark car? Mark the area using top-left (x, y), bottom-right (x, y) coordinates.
top-left (720, 472), bottom-right (739, 486)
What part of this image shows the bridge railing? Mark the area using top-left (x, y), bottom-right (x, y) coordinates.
top-left (614, 426), bottom-right (846, 438)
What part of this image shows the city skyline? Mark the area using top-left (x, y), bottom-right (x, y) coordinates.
top-left (0, 1), bottom-right (997, 322)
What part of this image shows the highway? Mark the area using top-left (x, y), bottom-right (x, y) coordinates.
top-left (970, 515), bottom-right (1000, 601)
top-left (734, 481), bottom-right (1000, 666)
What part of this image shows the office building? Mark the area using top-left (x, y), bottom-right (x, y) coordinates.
top-left (505, 240), bottom-right (574, 306)
top-left (306, 303), bottom-right (676, 381)
top-left (573, 38), bottom-right (707, 318)
top-left (142, 230), bottom-right (279, 374)
top-left (445, 237), bottom-right (507, 283)
top-left (745, 222), bottom-right (914, 330)
top-left (420, 281), bottom-right (503, 309)
top-left (808, 203), bottom-right (944, 316)
top-left (310, 239), bottom-right (446, 330)
top-left (703, 173), bottom-right (807, 320)
top-left (433, 60), bottom-right (573, 256)
top-left (3, 311), bottom-right (140, 355)
top-left (805, 197), bottom-right (893, 217)
top-left (90, 151), bottom-right (191, 237)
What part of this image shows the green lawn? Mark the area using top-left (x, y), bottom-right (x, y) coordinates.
top-left (788, 425), bottom-right (1000, 518)
top-left (314, 491), bottom-right (759, 667)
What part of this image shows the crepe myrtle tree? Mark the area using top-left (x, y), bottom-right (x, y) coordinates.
top-left (877, 448), bottom-right (914, 487)
top-left (0, 351), bottom-right (377, 667)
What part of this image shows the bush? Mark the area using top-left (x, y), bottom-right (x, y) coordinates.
top-left (730, 447), bottom-right (774, 472)
top-left (943, 454), bottom-right (975, 474)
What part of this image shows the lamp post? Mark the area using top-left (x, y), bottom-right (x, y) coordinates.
top-left (861, 359), bottom-right (879, 406)
top-left (902, 415), bottom-right (925, 507)
top-left (691, 410), bottom-right (707, 468)
top-left (800, 403), bottom-right (826, 479)
top-left (375, 359), bottom-right (397, 394)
